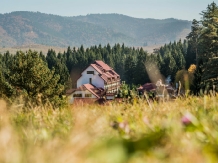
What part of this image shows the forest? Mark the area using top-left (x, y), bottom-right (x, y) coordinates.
top-left (0, 39), bottom-right (192, 105)
top-left (0, 2), bottom-right (218, 107)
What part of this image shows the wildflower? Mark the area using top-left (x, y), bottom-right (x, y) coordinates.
top-left (181, 114), bottom-right (191, 125)
top-left (119, 121), bottom-right (130, 134)
top-left (181, 112), bottom-right (198, 126)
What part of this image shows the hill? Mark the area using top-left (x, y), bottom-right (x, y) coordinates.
top-left (0, 11), bottom-right (191, 47)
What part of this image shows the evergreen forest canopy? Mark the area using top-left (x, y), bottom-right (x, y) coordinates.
top-left (0, 2), bottom-right (218, 106)
top-left (0, 11), bottom-right (191, 47)
top-left (186, 1), bottom-right (218, 94)
top-left (0, 40), bottom-right (193, 105)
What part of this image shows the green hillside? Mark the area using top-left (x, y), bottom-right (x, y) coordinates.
top-left (0, 11), bottom-right (191, 47)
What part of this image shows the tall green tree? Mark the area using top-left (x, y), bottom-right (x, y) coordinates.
top-left (124, 55), bottom-right (136, 84)
top-left (186, 19), bottom-right (201, 66)
top-left (187, 2), bottom-right (218, 94)
top-left (0, 53), bottom-right (14, 98)
top-left (8, 50), bottom-right (64, 105)
top-left (162, 52), bottom-right (177, 81)
top-left (135, 48), bottom-right (149, 84)
top-left (46, 49), bottom-right (70, 89)
top-left (199, 2), bottom-right (218, 61)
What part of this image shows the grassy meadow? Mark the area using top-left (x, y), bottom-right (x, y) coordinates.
top-left (0, 45), bottom-right (68, 55)
top-left (0, 44), bottom-right (163, 55)
top-left (1, 95), bottom-right (218, 163)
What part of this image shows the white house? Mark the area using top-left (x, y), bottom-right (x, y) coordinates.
top-left (69, 60), bottom-right (120, 102)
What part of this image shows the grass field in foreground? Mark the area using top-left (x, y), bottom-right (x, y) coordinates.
top-left (1, 95), bottom-right (218, 163)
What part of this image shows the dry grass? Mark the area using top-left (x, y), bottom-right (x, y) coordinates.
top-left (0, 44), bottom-right (163, 55)
top-left (1, 96), bottom-right (218, 163)
top-left (0, 44), bottom-right (68, 55)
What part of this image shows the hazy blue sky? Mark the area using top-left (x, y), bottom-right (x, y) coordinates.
top-left (0, 0), bottom-right (214, 20)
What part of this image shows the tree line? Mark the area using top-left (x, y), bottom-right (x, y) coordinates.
top-left (0, 2), bottom-right (217, 106)
top-left (186, 2), bottom-right (218, 94)
top-left (0, 40), bottom-right (192, 103)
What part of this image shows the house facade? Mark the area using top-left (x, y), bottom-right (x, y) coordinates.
top-left (69, 60), bottom-right (120, 102)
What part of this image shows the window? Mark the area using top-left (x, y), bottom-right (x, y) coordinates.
top-left (89, 78), bottom-right (92, 84)
top-left (73, 94), bottom-right (82, 97)
top-left (87, 71), bottom-right (94, 74)
top-left (85, 94), bottom-right (92, 97)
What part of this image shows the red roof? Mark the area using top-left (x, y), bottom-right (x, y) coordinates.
top-left (73, 84), bottom-right (105, 98)
top-left (138, 83), bottom-right (157, 92)
top-left (95, 60), bottom-right (112, 71)
top-left (91, 60), bottom-right (120, 82)
top-left (83, 84), bottom-right (100, 98)
top-left (77, 60), bottom-right (120, 86)
top-left (100, 74), bottom-right (108, 81)
top-left (66, 89), bottom-right (77, 95)
top-left (90, 64), bottom-right (103, 74)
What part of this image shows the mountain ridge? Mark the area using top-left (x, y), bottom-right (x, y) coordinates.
top-left (0, 11), bottom-right (191, 47)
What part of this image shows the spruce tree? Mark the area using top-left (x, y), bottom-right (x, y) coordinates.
top-left (186, 19), bottom-right (201, 66)
top-left (200, 2), bottom-right (218, 61)
top-left (124, 55), bottom-right (136, 84)
top-left (135, 48), bottom-right (149, 84)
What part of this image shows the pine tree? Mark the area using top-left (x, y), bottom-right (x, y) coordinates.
top-left (124, 55), bottom-right (136, 84)
top-left (192, 2), bottom-right (218, 94)
top-left (0, 53), bottom-right (14, 98)
top-left (46, 49), bottom-right (70, 90)
top-left (65, 46), bottom-right (74, 72)
top-left (134, 48), bottom-right (149, 84)
top-left (8, 50), bottom-right (64, 105)
top-left (200, 2), bottom-right (218, 61)
top-left (191, 59), bottom-right (203, 95)
top-left (186, 19), bottom-right (201, 65)
top-left (186, 40), bottom-right (197, 69)
top-left (162, 52), bottom-right (177, 81)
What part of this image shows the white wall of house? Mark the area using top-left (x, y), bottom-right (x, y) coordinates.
top-left (106, 96), bottom-right (115, 100)
top-left (77, 66), bottom-right (104, 88)
top-left (71, 90), bottom-right (97, 99)
top-left (92, 74), bottom-right (104, 88)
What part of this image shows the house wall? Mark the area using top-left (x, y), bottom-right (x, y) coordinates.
top-left (92, 74), bottom-right (104, 88)
top-left (77, 66), bottom-right (104, 88)
top-left (73, 98), bottom-right (98, 105)
top-left (106, 96), bottom-right (115, 100)
top-left (71, 90), bottom-right (97, 99)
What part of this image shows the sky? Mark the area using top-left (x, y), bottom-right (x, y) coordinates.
top-left (0, 0), bottom-right (214, 20)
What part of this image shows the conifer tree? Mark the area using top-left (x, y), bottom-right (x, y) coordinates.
top-left (124, 55), bottom-right (136, 84)
top-left (0, 53), bottom-right (14, 98)
top-left (46, 49), bottom-right (70, 90)
top-left (8, 50), bottom-right (64, 105)
top-left (186, 19), bottom-right (201, 66)
top-left (135, 48), bottom-right (149, 84)
top-left (200, 2), bottom-right (218, 61)
top-left (162, 52), bottom-right (177, 81)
